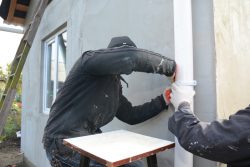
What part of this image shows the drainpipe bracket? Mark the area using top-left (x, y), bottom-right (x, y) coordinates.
top-left (175, 80), bottom-right (197, 86)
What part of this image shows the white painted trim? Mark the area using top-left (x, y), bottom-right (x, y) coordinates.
top-left (43, 39), bottom-right (54, 114)
top-left (42, 29), bottom-right (67, 114)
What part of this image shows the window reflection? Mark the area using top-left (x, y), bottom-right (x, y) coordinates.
top-left (57, 32), bottom-right (67, 91)
top-left (44, 30), bottom-right (67, 110)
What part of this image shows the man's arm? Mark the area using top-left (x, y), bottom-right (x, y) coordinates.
top-left (116, 95), bottom-right (168, 125)
top-left (82, 46), bottom-right (176, 76)
top-left (168, 102), bottom-right (250, 165)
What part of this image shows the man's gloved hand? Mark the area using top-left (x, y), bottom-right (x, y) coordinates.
top-left (163, 87), bottom-right (172, 105)
top-left (162, 59), bottom-right (176, 78)
top-left (170, 83), bottom-right (195, 109)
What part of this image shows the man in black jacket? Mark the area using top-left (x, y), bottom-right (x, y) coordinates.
top-left (166, 83), bottom-right (250, 167)
top-left (43, 36), bottom-right (176, 167)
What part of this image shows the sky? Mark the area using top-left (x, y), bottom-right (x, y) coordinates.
top-left (0, 18), bottom-right (23, 71)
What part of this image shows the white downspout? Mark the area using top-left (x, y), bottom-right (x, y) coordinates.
top-left (173, 0), bottom-right (194, 167)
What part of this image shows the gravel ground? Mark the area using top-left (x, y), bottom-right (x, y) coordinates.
top-left (0, 138), bottom-right (23, 167)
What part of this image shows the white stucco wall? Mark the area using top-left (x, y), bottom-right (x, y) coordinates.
top-left (75, 0), bottom-right (176, 166)
top-left (22, 1), bottom-right (74, 166)
top-left (22, 0), bottom-right (175, 166)
top-left (21, 0), bottom-right (221, 166)
top-left (214, 0), bottom-right (250, 120)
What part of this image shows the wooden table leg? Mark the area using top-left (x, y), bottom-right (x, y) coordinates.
top-left (147, 155), bottom-right (158, 167)
top-left (80, 156), bottom-right (90, 167)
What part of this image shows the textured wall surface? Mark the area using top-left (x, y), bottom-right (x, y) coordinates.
top-left (21, 0), bottom-right (234, 166)
top-left (214, 0), bottom-right (250, 119)
top-left (192, 1), bottom-right (217, 167)
top-left (213, 1), bottom-right (250, 166)
top-left (22, 0), bottom-right (175, 166)
top-left (22, 1), bottom-right (74, 166)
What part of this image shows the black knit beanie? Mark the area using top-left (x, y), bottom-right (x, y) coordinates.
top-left (107, 36), bottom-right (137, 48)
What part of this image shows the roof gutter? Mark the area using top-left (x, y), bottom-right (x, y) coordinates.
top-left (0, 25), bottom-right (24, 34)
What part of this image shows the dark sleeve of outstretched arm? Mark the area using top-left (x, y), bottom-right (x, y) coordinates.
top-left (82, 46), bottom-right (176, 76)
top-left (168, 103), bottom-right (250, 165)
top-left (116, 95), bottom-right (168, 125)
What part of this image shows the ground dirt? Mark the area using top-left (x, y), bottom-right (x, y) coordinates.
top-left (0, 138), bottom-right (23, 167)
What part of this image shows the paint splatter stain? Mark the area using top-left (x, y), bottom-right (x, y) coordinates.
top-left (247, 136), bottom-right (250, 143)
top-left (228, 145), bottom-right (239, 151)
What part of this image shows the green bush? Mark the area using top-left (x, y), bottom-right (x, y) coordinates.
top-left (0, 65), bottom-right (22, 142)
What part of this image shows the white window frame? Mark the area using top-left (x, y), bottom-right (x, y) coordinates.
top-left (43, 29), bottom-right (67, 114)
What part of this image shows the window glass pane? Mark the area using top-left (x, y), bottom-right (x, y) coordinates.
top-left (46, 41), bottom-right (56, 108)
top-left (44, 30), bottom-right (67, 112)
top-left (57, 32), bottom-right (67, 91)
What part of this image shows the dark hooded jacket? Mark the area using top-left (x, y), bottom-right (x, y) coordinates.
top-left (168, 102), bottom-right (250, 167)
top-left (43, 36), bottom-right (176, 149)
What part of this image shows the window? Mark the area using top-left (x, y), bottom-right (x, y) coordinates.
top-left (43, 30), bottom-right (67, 114)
